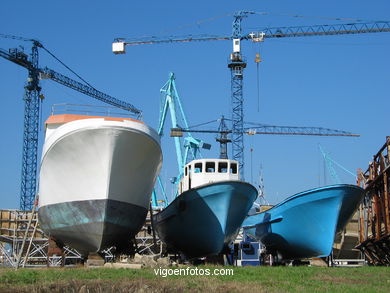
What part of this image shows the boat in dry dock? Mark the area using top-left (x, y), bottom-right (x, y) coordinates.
top-left (38, 113), bottom-right (162, 254)
top-left (242, 184), bottom-right (364, 261)
top-left (153, 158), bottom-right (257, 258)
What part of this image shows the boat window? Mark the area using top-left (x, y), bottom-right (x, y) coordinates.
top-left (185, 167), bottom-right (188, 176)
top-left (194, 162), bottom-right (203, 173)
top-left (218, 162), bottom-right (228, 173)
top-left (206, 161), bottom-right (215, 173)
top-left (230, 163), bottom-right (237, 174)
top-left (188, 165), bottom-right (192, 175)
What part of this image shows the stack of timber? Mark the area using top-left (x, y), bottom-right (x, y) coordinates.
top-left (0, 209), bottom-right (45, 242)
top-left (357, 136), bottom-right (390, 265)
top-left (0, 209), bottom-right (46, 267)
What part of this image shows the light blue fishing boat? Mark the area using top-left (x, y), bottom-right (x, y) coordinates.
top-left (242, 184), bottom-right (364, 260)
top-left (153, 158), bottom-right (258, 258)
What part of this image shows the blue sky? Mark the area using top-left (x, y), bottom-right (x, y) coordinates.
top-left (1, 1), bottom-right (390, 208)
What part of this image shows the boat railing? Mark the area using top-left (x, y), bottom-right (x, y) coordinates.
top-left (50, 103), bottom-right (138, 119)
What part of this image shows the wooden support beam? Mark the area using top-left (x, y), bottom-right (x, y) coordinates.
top-left (384, 169), bottom-right (390, 234)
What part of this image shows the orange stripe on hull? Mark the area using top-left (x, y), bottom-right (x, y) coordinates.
top-left (45, 114), bottom-right (143, 125)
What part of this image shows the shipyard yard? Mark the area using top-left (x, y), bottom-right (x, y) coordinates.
top-left (1, 0), bottom-right (390, 292)
top-left (0, 266), bottom-right (390, 292)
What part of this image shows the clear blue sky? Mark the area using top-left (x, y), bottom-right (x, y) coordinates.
top-left (1, 0), bottom-right (390, 208)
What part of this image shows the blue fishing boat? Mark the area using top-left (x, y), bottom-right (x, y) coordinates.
top-left (242, 184), bottom-right (364, 260)
top-left (153, 158), bottom-right (258, 258)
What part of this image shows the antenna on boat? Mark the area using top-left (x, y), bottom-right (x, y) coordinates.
top-left (257, 164), bottom-right (269, 206)
top-left (318, 144), bottom-right (357, 185)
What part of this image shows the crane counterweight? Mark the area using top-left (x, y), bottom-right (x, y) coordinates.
top-left (112, 41), bottom-right (126, 54)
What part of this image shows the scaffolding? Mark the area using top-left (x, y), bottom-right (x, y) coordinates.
top-left (0, 209), bottom-right (82, 268)
top-left (0, 208), bottom-right (168, 268)
top-left (134, 209), bottom-right (164, 256)
top-left (356, 136), bottom-right (390, 265)
top-left (331, 211), bottom-right (365, 267)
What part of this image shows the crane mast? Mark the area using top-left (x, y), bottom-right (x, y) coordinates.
top-left (1, 39), bottom-right (142, 210)
top-left (20, 42), bottom-right (41, 210)
top-left (228, 11), bottom-right (252, 179)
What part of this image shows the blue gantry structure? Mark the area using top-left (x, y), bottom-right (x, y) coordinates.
top-left (151, 72), bottom-right (211, 207)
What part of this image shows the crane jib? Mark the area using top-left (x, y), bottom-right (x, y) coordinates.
top-left (118, 21), bottom-right (390, 45)
top-left (40, 68), bottom-right (142, 115)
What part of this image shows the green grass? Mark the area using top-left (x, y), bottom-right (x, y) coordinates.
top-left (0, 266), bottom-right (389, 292)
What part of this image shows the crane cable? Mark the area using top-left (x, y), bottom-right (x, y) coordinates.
top-left (0, 34), bottom-right (96, 90)
top-left (187, 119), bottom-right (219, 129)
top-left (255, 52), bottom-right (261, 112)
top-left (0, 33), bottom-right (33, 42)
top-left (250, 11), bottom-right (375, 23)
top-left (39, 46), bottom-right (95, 89)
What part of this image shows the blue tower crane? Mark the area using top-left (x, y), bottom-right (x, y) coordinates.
top-left (113, 14), bottom-right (390, 180)
top-left (1, 38), bottom-right (141, 210)
top-left (22, 42), bottom-right (40, 211)
top-left (227, 11), bottom-right (253, 180)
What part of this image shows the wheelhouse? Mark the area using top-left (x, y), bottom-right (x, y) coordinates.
top-left (179, 159), bottom-right (240, 194)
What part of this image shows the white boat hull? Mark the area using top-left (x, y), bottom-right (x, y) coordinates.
top-left (38, 117), bottom-right (162, 253)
